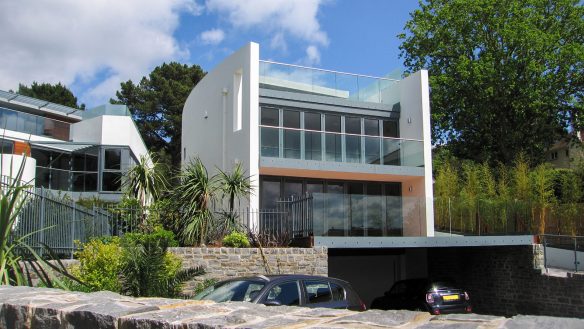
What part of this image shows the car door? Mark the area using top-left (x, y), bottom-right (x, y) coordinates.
top-left (262, 280), bottom-right (302, 306)
top-left (302, 280), bottom-right (348, 309)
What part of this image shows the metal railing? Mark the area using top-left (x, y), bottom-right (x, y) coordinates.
top-left (540, 234), bottom-right (584, 272)
top-left (8, 185), bottom-right (141, 258)
top-left (231, 194), bottom-right (314, 243)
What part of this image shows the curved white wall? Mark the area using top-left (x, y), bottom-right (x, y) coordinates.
top-left (182, 42), bottom-right (260, 210)
top-left (0, 154), bottom-right (36, 185)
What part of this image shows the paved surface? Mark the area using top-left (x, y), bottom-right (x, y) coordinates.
top-left (0, 286), bottom-right (583, 328)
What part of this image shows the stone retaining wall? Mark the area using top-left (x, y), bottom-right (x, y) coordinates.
top-left (2, 286), bottom-right (584, 328)
top-left (169, 247), bottom-right (328, 293)
top-left (428, 245), bottom-right (584, 318)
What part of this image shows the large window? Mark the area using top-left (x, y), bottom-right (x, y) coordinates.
top-left (32, 145), bottom-right (134, 193)
top-left (260, 176), bottom-right (404, 237)
top-left (258, 106), bottom-right (417, 166)
top-left (0, 107), bottom-right (71, 141)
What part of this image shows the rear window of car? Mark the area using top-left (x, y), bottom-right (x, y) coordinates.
top-left (194, 280), bottom-right (265, 302)
top-left (305, 281), bottom-right (345, 303)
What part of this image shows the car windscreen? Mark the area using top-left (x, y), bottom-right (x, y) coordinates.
top-left (194, 280), bottom-right (266, 302)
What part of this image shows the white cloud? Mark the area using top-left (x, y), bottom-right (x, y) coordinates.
top-left (206, 0), bottom-right (329, 63)
top-left (200, 29), bottom-right (225, 45)
top-left (270, 33), bottom-right (287, 53)
top-left (305, 45), bottom-right (321, 65)
top-left (0, 0), bottom-right (201, 106)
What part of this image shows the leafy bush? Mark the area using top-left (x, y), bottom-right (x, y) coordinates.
top-left (71, 237), bottom-right (123, 292)
top-left (222, 231), bottom-right (250, 248)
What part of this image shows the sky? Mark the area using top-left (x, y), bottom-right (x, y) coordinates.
top-left (0, 0), bottom-right (420, 108)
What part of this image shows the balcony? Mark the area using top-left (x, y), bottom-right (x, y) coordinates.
top-left (260, 126), bottom-right (424, 167)
top-left (259, 61), bottom-right (399, 105)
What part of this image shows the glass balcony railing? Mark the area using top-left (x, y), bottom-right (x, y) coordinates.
top-left (312, 193), bottom-right (427, 237)
top-left (0, 107), bottom-right (70, 141)
top-left (259, 61), bottom-right (399, 105)
top-left (260, 126), bottom-right (424, 167)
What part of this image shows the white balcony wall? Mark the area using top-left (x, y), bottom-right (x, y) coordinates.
top-left (70, 115), bottom-right (149, 161)
top-left (182, 42), bottom-right (260, 210)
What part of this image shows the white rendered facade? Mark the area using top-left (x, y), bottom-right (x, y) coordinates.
top-left (182, 42), bottom-right (434, 237)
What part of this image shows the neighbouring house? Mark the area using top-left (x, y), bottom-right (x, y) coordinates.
top-left (0, 90), bottom-right (148, 201)
top-left (182, 42), bottom-right (434, 239)
top-left (545, 133), bottom-right (584, 169)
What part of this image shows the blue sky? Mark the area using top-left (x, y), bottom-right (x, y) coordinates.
top-left (0, 0), bottom-right (420, 108)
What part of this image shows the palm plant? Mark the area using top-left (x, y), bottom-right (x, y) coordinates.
top-left (173, 158), bottom-right (217, 246)
top-left (216, 163), bottom-right (253, 233)
top-left (124, 153), bottom-right (168, 206)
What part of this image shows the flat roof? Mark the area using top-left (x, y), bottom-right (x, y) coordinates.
top-left (314, 235), bottom-right (535, 248)
top-left (0, 89), bottom-right (83, 121)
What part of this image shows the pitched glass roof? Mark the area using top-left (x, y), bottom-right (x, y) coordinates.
top-left (0, 90), bottom-right (82, 118)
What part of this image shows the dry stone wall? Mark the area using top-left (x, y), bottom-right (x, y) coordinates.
top-left (169, 247), bottom-right (328, 293)
top-left (2, 286), bottom-right (584, 329)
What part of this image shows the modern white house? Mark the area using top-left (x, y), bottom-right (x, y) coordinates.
top-left (0, 90), bottom-right (148, 201)
top-left (182, 42), bottom-right (434, 239)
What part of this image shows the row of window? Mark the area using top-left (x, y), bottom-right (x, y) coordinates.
top-left (0, 107), bottom-right (70, 141)
top-left (261, 107), bottom-right (399, 137)
top-left (33, 146), bottom-right (133, 192)
top-left (258, 107), bottom-right (422, 166)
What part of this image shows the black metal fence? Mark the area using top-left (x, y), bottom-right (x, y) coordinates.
top-left (231, 194), bottom-right (314, 244)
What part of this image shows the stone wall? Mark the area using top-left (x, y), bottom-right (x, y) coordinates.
top-left (427, 245), bottom-right (584, 318)
top-left (3, 286), bottom-right (584, 328)
top-left (169, 247), bottom-right (328, 293)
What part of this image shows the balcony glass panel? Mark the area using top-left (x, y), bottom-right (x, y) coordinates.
top-left (261, 127), bottom-right (279, 157)
top-left (325, 133), bottom-right (342, 162)
top-left (345, 135), bottom-right (361, 163)
top-left (365, 137), bottom-right (381, 164)
top-left (304, 131), bottom-right (322, 161)
top-left (260, 126), bottom-right (424, 167)
top-left (283, 129), bottom-right (300, 159)
top-left (259, 61), bottom-right (399, 105)
top-left (312, 193), bottom-right (421, 237)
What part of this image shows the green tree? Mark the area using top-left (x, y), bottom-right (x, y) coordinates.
top-left (112, 63), bottom-right (206, 169)
top-left (400, 0), bottom-right (584, 165)
top-left (17, 82), bottom-right (84, 109)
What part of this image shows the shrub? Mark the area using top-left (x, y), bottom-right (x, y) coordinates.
top-left (71, 237), bottom-right (123, 292)
top-left (222, 231), bottom-right (250, 248)
top-left (123, 228), bottom-right (178, 248)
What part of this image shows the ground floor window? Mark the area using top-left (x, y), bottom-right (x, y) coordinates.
top-left (259, 176), bottom-right (403, 237)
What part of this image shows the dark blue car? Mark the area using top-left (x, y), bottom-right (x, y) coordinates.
top-left (370, 278), bottom-right (472, 315)
top-left (194, 274), bottom-right (366, 311)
